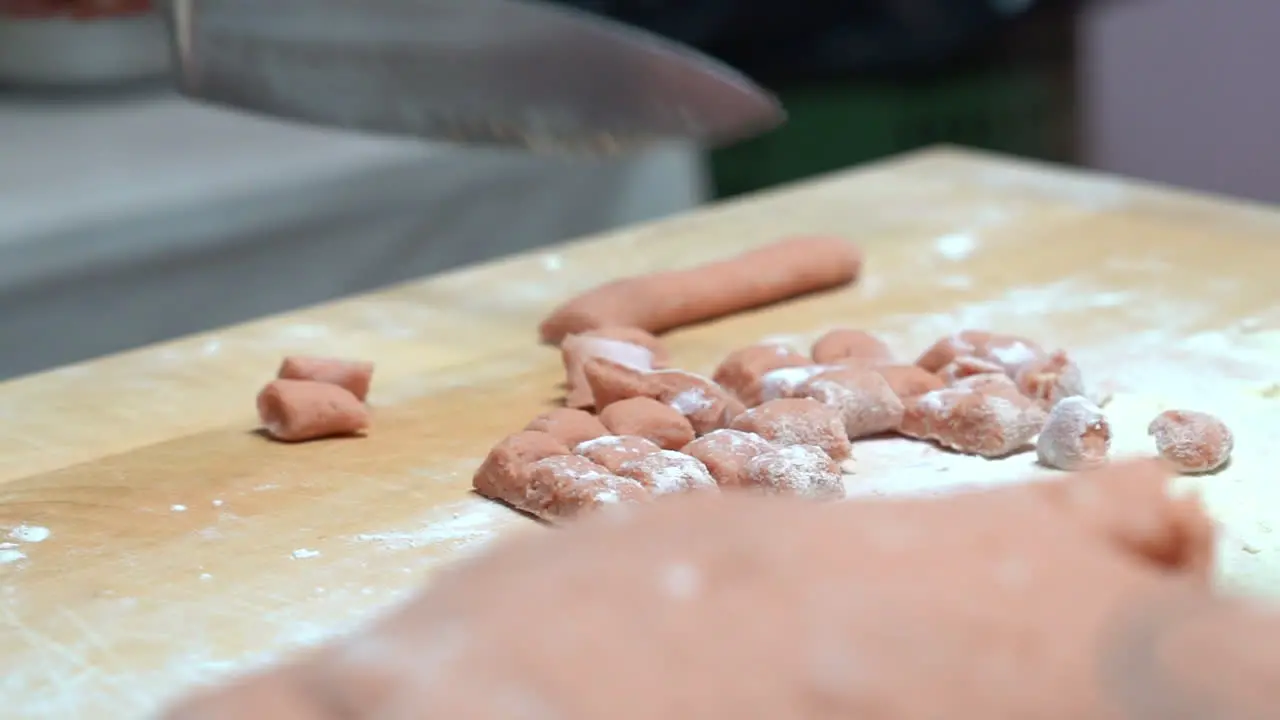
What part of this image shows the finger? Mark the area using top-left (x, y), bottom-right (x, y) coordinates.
top-left (1032, 458), bottom-right (1216, 578)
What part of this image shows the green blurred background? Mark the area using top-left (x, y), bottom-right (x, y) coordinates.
top-left (708, 4), bottom-right (1076, 198)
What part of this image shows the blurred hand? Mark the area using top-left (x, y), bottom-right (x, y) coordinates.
top-left (163, 460), bottom-right (1280, 719)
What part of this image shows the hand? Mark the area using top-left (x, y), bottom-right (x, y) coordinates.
top-left (162, 459), bottom-right (1280, 719)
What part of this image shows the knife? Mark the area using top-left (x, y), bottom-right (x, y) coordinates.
top-left (161, 0), bottom-right (786, 154)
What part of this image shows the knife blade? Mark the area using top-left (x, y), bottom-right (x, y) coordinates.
top-left (161, 0), bottom-right (785, 153)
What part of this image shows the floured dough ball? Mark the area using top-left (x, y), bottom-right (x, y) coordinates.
top-left (730, 397), bottom-right (852, 461)
top-left (743, 444), bottom-right (844, 500)
top-left (1036, 396), bottom-right (1111, 471)
top-left (472, 431), bottom-right (571, 507)
top-left (524, 408), bottom-right (610, 448)
top-left (754, 364), bottom-right (841, 404)
top-left (810, 328), bottom-right (894, 366)
top-left (874, 364), bottom-right (945, 400)
top-left (579, 326), bottom-right (670, 366)
top-left (582, 359), bottom-right (744, 435)
top-left (560, 334), bottom-right (656, 408)
top-left (617, 450), bottom-right (719, 496)
top-left (1016, 350), bottom-right (1085, 409)
top-left (599, 397), bottom-right (696, 450)
top-left (525, 455), bottom-right (650, 523)
top-left (574, 435), bottom-right (662, 473)
top-left (649, 370), bottom-right (746, 435)
top-left (901, 388), bottom-right (1042, 458)
top-left (953, 373), bottom-right (1049, 427)
top-left (796, 367), bottom-right (904, 438)
top-left (915, 330), bottom-right (1044, 376)
top-left (681, 429), bottom-right (775, 488)
top-left (937, 356), bottom-right (1004, 385)
top-left (712, 343), bottom-right (811, 406)
top-left (1147, 409), bottom-right (1234, 474)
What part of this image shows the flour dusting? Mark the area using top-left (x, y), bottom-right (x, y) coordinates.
top-left (7, 525), bottom-right (50, 543)
top-left (351, 500), bottom-right (520, 553)
top-left (935, 232), bottom-right (977, 261)
top-left (758, 365), bottom-right (839, 403)
top-left (669, 389), bottom-right (712, 415)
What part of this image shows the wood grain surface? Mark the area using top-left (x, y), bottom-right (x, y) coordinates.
top-left (2, 147), bottom-right (1278, 718)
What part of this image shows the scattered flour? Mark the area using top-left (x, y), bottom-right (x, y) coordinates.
top-left (574, 435), bottom-right (625, 453)
top-left (758, 365), bottom-right (839, 403)
top-left (668, 389), bottom-right (713, 415)
top-left (935, 232), bottom-right (977, 261)
top-left (351, 500), bottom-right (520, 553)
top-left (291, 548), bottom-right (322, 560)
top-left (7, 525), bottom-right (50, 543)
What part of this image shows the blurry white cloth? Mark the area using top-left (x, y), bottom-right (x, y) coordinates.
top-left (0, 94), bottom-right (707, 379)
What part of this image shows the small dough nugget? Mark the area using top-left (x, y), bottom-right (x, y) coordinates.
top-left (754, 364), bottom-right (842, 404)
top-left (560, 334), bottom-right (655, 409)
top-left (257, 379), bottom-right (369, 443)
top-left (277, 356), bottom-right (374, 402)
top-left (916, 330), bottom-right (1044, 376)
top-left (584, 358), bottom-right (744, 435)
top-left (730, 397), bottom-right (852, 461)
top-left (875, 364), bottom-right (944, 400)
top-left (472, 431), bottom-right (571, 508)
top-left (574, 435), bottom-right (663, 473)
top-left (937, 356), bottom-right (1004, 386)
top-left (1037, 396), bottom-right (1111, 471)
top-left (1147, 409), bottom-right (1234, 474)
top-left (681, 429), bottom-right (775, 488)
top-left (810, 328), bottom-right (893, 366)
top-left (796, 367), bottom-right (904, 439)
top-left (524, 455), bottom-right (650, 523)
top-left (712, 343), bottom-right (811, 406)
top-left (525, 408), bottom-right (610, 448)
top-left (616, 450), bottom-right (718, 496)
top-left (1016, 350), bottom-right (1086, 409)
top-left (580, 326), bottom-right (670, 366)
top-left (599, 397), bottom-right (696, 450)
top-left (901, 387), bottom-right (1042, 458)
top-left (743, 444), bottom-right (844, 500)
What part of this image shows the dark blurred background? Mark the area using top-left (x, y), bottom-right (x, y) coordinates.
top-left (1, 0), bottom-right (1276, 378)
top-left (573, 0), bottom-right (1079, 199)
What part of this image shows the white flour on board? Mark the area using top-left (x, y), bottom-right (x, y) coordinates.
top-left (351, 499), bottom-right (518, 554)
top-left (934, 232), bottom-right (977, 261)
top-left (8, 524), bottom-right (51, 543)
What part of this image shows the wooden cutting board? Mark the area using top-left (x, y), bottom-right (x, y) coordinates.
top-left (2, 147), bottom-right (1278, 718)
